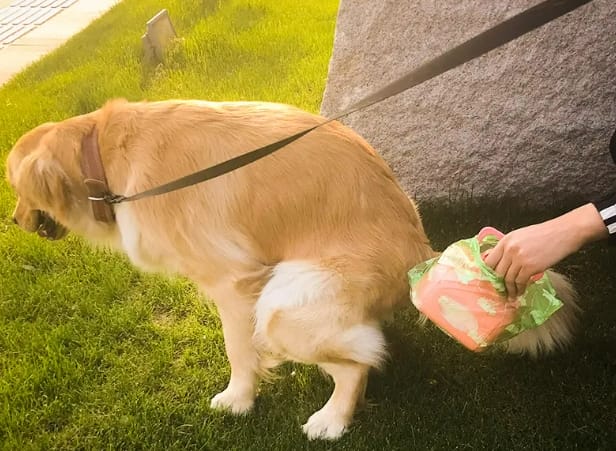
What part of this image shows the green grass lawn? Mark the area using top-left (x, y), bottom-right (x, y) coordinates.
top-left (1, 0), bottom-right (615, 449)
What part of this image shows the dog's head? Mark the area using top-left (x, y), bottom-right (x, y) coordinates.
top-left (6, 121), bottom-right (102, 241)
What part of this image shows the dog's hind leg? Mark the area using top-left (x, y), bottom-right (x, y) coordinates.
top-left (205, 283), bottom-right (261, 414)
top-left (302, 362), bottom-right (370, 440)
top-left (254, 261), bottom-right (387, 440)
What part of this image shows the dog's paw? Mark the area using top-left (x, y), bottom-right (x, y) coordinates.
top-left (302, 408), bottom-right (348, 440)
top-left (210, 387), bottom-right (254, 415)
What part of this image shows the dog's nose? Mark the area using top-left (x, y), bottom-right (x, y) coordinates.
top-left (12, 217), bottom-right (18, 225)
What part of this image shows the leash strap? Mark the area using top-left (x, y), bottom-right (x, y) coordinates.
top-left (107, 0), bottom-right (593, 204)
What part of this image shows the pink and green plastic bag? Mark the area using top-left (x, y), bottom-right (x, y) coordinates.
top-left (408, 227), bottom-right (564, 352)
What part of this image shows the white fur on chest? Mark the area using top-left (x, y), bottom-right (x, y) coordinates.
top-left (114, 207), bottom-right (178, 273)
top-left (114, 206), bottom-right (258, 277)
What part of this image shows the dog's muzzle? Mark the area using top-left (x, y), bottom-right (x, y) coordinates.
top-left (36, 211), bottom-right (68, 240)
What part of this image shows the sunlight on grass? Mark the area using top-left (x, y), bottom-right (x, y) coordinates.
top-left (1, 0), bottom-right (615, 449)
top-left (0, 0), bottom-right (341, 448)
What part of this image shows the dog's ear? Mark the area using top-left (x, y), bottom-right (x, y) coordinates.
top-left (16, 150), bottom-right (70, 212)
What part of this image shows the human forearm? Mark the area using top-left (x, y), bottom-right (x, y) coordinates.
top-left (556, 203), bottom-right (609, 253)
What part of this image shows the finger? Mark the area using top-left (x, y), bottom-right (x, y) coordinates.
top-left (494, 252), bottom-right (512, 278)
top-left (483, 242), bottom-right (504, 269)
top-left (495, 254), bottom-right (520, 299)
top-left (514, 283), bottom-right (527, 298)
top-left (505, 265), bottom-right (522, 299)
top-left (513, 280), bottom-right (526, 298)
top-left (494, 254), bottom-right (515, 297)
top-left (514, 269), bottom-right (533, 296)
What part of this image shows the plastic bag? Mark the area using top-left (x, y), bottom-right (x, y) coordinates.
top-left (408, 227), bottom-right (563, 351)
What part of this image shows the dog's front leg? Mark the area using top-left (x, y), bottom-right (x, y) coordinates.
top-left (209, 293), bottom-right (260, 414)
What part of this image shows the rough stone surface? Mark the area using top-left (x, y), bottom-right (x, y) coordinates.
top-left (321, 0), bottom-right (616, 205)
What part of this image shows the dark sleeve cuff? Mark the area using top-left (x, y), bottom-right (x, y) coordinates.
top-left (591, 191), bottom-right (616, 244)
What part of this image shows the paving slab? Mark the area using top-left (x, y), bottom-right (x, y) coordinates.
top-left (0, 0), bottom-right (119, 84)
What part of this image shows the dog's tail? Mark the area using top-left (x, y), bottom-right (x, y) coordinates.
top-left (501, 270), bottom-right (581, 358)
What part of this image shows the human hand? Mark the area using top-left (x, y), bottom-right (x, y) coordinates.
top-left (484, 203), bottom-right (608, 298)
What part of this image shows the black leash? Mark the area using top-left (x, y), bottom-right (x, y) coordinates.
top-left (102, 0), bottom-right (593, 205)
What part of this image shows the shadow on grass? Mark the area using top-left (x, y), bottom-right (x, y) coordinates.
top-left (354, 194), bottom-right (616, 450)
top-left (197, 194), bottom-right (616, 451)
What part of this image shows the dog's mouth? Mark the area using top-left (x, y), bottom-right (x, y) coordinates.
top-left (36, 211), bottom-right (68, 240)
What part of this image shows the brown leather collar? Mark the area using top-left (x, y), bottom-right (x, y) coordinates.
top-left (80, 128), bottom-right (116, 223)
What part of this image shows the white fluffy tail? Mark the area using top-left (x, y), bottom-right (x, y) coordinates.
top-left (502, 270), bottom-right (581, 358)
top-left (254, 261), bottom-right (388, 369)
top-left (327, 324), bottom-right (388, 368)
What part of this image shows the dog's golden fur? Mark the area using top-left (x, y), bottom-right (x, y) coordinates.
top-left (6, 99), bottom-right (580, 440)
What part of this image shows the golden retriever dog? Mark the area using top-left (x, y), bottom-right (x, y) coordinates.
top-left (6, 99), bottom-right (579, 440)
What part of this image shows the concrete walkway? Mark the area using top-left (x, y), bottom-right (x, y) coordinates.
top-left (0, 0), bottom-right (119, 85)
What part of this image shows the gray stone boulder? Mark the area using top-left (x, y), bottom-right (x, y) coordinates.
top-left (320, 0), bottom-right (616, 206)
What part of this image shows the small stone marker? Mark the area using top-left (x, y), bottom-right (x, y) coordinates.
top-left (141, 9), bottom-right (177, 63)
